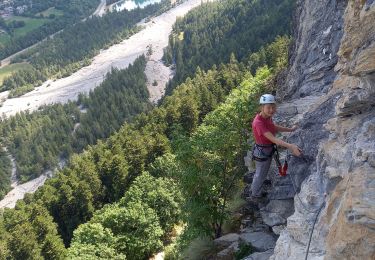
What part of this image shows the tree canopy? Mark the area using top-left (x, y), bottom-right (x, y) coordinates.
top-left (163, 0), bottom-right (294, 93)
top-left (0, 0), bottom-right (293, 257)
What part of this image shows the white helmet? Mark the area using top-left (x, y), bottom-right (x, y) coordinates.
top-left (259, 94), bottom-right (276, 104)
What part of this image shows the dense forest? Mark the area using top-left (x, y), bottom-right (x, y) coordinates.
top-left (1, 0), bottom-right (169, 96)
top-left (0, 55), bottom-right (150, 186)
top-left (0, 149), bottom-right (11, 199)
top-left (0, 35), bottom-right (289, 258)
top-left (163, 0), bottom-right (294, 94)
top-left (0, 0), bottom-right (101, 59)
top-left (0, 0), bottom-right (294, 258)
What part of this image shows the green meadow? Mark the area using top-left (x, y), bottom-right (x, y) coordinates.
top-left (37, 7), bottom-right (64, 17)
top-left (0, 16), bottom-right (49, 44)
top-left (0, 63), bottom-right (33, 85)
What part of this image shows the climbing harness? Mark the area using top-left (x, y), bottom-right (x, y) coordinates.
top-left (252, 144), bottom-right (288, 177)
top-left (252, 143), bottom-right (275, 161)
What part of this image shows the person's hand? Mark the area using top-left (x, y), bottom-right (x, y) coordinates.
top-left (290, 125), bottom-right (298, 132)
top-left (289, 144), bottom-right (302, 156)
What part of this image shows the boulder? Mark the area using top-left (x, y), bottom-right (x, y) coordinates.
top-left (214, 233), bottom-right (239, 249)
top-left (243, 249), bottom-right (274, 260)
top-left (240, 224), bottom-right (270, 234)
top-left (272, 225), bottom-right (286, 236)
top-left (240, 232), bottom-right (277, 252)
top-left (216, 242), bottom-right (239, 260)
top-left (260, 199), bottom-right (294, 227)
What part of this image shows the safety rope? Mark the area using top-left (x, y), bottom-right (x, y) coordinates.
top-left (304, 201), bottom-right (325, 260)
top-left (283, 133), bottom-right (326, 260)
top-left (286, 154), bottom-right (325, 259)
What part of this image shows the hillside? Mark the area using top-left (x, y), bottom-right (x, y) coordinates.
top-left (0, 0), bottom-right (168, 97)
top-left (163, 0), bottom-right (294, 93)
top-left (0, 0), bottom-right (374, 259)
top-left (0, 0), bottom-right (294, 258)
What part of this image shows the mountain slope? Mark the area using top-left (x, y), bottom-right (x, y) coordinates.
top-left (163, 0), bottom-right (294, 93)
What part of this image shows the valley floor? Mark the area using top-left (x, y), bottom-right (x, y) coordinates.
top-left (0, 0), bottom-right (204, 209)
top-left (0, 0), bottom-right (203, 118)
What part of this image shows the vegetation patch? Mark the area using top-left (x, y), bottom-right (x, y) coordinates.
top-left (36, 7), bottom-right (64, 18)
top-left (0, 0), bottom-right (101, 60)
top-left (0, 63), bottom-right (32, 85)
top-left (4, 16), bottom-right (49, 38)
top-left (234, 242), bottom-right (254, 260)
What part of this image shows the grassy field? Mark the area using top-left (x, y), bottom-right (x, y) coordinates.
top-left (0, 63), bottom-right (33, 85)
top-left (0, 32), bottom-right (10, 45)
top-left (0, 16), bottom-right (49, 44)
top-left (37, 7), bottom-right (64, 17)
top-left (7, 16), bottom-right (49, 38)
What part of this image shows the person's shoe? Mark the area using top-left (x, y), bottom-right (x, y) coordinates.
top-left (264, 179), bottom-right (272, 185)
top-left (246, 196), bottom-right (261, 210)
top-left (246, 195), bottom-right (268, 210)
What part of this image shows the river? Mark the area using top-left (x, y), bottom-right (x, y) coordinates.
top-left (0, 0), bottom-right (203, 117)
top-left (112, 0), bottom-right (163, 12)
top-left (0, 0), bottom-right (205, 208)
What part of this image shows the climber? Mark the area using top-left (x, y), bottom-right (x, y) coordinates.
top-left (250, 94), bottom-right (302, 201)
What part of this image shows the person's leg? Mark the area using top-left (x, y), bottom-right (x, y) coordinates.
top-left (251, 158), bottom-right (272, 197)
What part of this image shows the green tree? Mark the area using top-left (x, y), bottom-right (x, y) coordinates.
top-left (163, 0), bottom-right (294, 92)
top-left (179, 96), bottom-right (199, 134)
top-left (91, 202), bottom-right (163, 259)
top-left (68, 223), bottom-right (125, 259)
top-left (120, 172), bottom-right (183, 234)
top-left (177, 67), bottom-right (271, 238)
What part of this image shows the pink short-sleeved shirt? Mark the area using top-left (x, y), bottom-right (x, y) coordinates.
top-left (252, 113), bottom-right (277, 145)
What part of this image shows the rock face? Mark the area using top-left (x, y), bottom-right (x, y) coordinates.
top-left (240, 232), bottom-right (277, 252)
top-left (260, 200), bottom-right (294, 227)
top-left (230, 1), bottom-right (374, 260)
top-left (271, 1), bottom-right (375, 260)
top-left (279, 0), bottom-right (347, 99)
top-left (213, 233), bottom-right (240, 250)
top-left (243, 250), bottom-right (274, 260)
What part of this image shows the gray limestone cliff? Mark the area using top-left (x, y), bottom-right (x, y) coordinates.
top-left (272, 0), bottom-right (375, 259)
top-left (212, 1), bottom-right (375, 259)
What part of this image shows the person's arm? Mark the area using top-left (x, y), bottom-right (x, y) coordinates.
top-left (275, 124), bottom-right (297, 133)
top-left (263, 131), bottom-right (302, 156)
